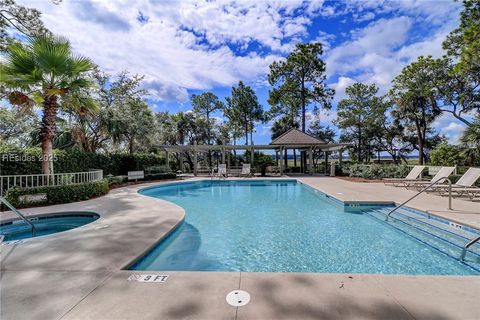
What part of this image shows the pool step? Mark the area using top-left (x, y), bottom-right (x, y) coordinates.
top-left (365, 208), bottom-right (480, 270)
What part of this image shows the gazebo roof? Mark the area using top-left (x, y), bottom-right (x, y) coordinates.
top-left (271, 128), bottom-right (325, 145)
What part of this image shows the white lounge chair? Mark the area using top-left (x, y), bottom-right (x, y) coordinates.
top-left (240, 164), bottom-right (251, 177)
top-left (404, 166), bottom-right (456, 190)
top-left (211, 164), bottom-right (227, 179)
top-left (218, 164), bottom-right (227, 178)
top-left (428, 167), bottom-right (480, 200)
top-left (383, 165), bottom-right (425, 187)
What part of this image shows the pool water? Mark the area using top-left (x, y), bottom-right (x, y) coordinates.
top-left (0, 213), bottom-right (99, 241)
top-left (133, 180), bottom-right (479, 275)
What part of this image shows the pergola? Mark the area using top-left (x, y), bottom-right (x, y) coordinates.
top-left (159, 128), bottom-right (349, 176)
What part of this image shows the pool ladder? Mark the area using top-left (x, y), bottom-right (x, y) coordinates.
top-left (0, 196), bottom-right (36, 237)
top-left (461, 236), bottom-right (480, 261)
top-left (383, 178), bottom-right (480, 261)
top-left (385, 177), bottom-right (452, 221)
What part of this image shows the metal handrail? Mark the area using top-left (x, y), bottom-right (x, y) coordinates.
top-left (461, 236), bottom-right (480, 260)
top-left (0, 196), bottom-right (36, 237)
top-left (385, 177), bottom-right (452, 221)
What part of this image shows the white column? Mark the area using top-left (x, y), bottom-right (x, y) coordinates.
top-left (279, 147), bottom-right (283, 176)
top-left (309, 146), bottom-right (313, 175)
top-left (222, 141), bottom-right (226, 164)
top-left (179, 152), bottom-right (184, 172)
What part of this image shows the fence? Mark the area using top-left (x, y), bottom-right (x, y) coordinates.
top-left (0, 170), bottom-right (103, 196)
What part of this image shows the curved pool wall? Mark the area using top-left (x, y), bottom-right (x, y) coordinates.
top-left (132, 180), bottom-right (480, 275)
top-left (0, 212), bottom-right (100, 242)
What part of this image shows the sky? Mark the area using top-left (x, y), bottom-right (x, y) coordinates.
top-left (21, 0), bottom-right (465, 145)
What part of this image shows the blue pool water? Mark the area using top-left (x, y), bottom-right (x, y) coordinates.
top-left (0, 213), bottom-right (99, 241)
top-left (133, 180), bottom-right (480, 275)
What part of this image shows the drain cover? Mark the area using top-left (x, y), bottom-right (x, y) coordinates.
top-left (94, 224), bottom-right (110, 230)
top-left (226, 290), bottom-right (250, 307)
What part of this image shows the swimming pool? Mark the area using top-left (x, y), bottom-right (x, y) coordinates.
top-left (0, 212), bottom-right (99, 242)
top-left (132, 180), bottom-right (480, 275)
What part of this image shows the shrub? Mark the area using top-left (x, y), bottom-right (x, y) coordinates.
top-left (5, 179), bottom-right (109, 208)
top-left (144, 172), bottom-right (177, 181)
top-left (0, 145), bottom-right (166, 175)
top-left (145, 165), bottom-right (172, 174)
top-left (107, 175), bottom-right (128, 186)
top-left (429, 143), bottom-right (462, 166)
top-left (346, 164), bottom-right (410, 180)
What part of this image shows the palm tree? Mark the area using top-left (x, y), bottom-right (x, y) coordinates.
top-left (460, 116), bottom-right (480, 166)
top-left (0, 34), bottom-right (96, 174)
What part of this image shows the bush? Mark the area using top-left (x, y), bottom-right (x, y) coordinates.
top-left (346, 164), bottom-right (410, 180)
top-left (144, 172), bottom-right (177, 181)
top-left (145, 165), bottom-right (172, 174)
top-left (4, 179), bottom-right (109, 208)
top-left (0, 145), bottom-right (166, 175)
top-left (107, 175), bottom-right (128, 186)
top-left (429, 144), bottom-right (463, 166)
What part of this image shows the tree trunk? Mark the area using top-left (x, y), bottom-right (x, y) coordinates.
top-left (129, 136), bottom-right (135, 154)
top-left (358, 125), bottom-right (362, 162)
top-left (300, 82), bottom-right (306, 173)
top-left (245, 115), bottom-right (249, 145)
top-left (40, 95), bottom-right (58, 175)
top-left (418, 138), bottom-right (424, 165)
top-left (301, 82), bottom-right (306, 132)
top-left (207, 113), bottom-right (212, 166)
top-left (415, 121), bottom-right (424, 165)
top-left (233, 138), bottom-right (237, 165)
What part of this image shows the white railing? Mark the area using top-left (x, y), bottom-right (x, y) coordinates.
top-left (0, 170), bottom-right (103, 196)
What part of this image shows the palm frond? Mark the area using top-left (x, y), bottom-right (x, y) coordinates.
top-left (32, 34), bottom-right (71, 77)
top-left (69, 56), bottom-right (95, 75)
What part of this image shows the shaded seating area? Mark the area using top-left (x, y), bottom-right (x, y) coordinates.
top-left (158, 129), bottom-right (350, 177)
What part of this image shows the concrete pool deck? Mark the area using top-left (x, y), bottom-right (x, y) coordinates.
top-left (1, 176), bottom-right (479, 319)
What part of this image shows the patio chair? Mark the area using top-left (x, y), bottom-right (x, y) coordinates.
top-left (428, 167), bottom-right (480, 200)
top-left (240, 164), bottom-right (251, 177)
top-left (383, 165), bottom-right (425, 187)
top-left (404, 166), bottom-right (456, 190)
top-left (218, 164), bottom-right (227, 179)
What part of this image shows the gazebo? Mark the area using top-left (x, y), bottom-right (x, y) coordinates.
top-left (159, 128), bottom-right (349, 176)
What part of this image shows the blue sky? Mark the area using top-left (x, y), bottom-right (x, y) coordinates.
top-left (22, 0), bottom-right (465, 145)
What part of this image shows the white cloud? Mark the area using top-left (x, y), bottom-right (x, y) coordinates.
top-left (17, 0), bottom-right (461, 112)
top-left (326, 11), bottom-right (459, 99)
top-left (331, 76), bottom-right (356, 101)
top-left (432, 114), bottom-right (467, 145)
top-left (21, 0), bottom-right (320, 102)
top-left (353, 11), bottom-right (375, 22)
top-left (314, 30), bottom-right (335, 52)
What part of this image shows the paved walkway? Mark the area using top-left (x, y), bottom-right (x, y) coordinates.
top-left (1, 177), bottom-right (479, 320)
top-left (297, 176), bottom-right (480, 229)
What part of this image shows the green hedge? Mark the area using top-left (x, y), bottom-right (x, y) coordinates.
top-left (4, 179), bottom-right (109, 208)
top-left (0, 145), bottom-right (166, 175)
top-left (144, 172), bottom-right (177, 181)
top-left (343, 164), bottom-right (411, 180)
top-left (106, 172), bottom-right (177, 186)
